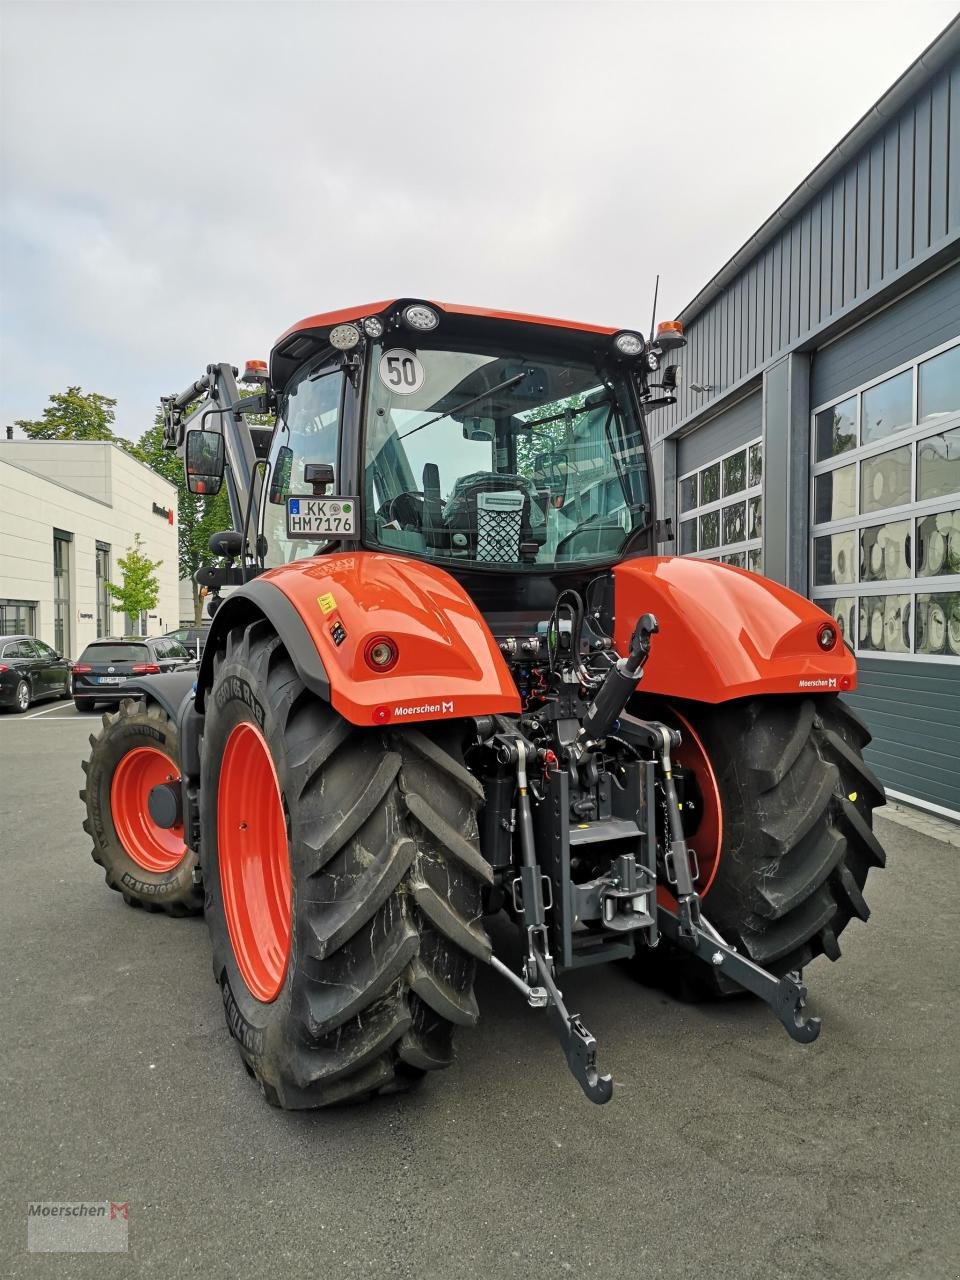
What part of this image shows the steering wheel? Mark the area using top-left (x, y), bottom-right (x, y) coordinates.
top-left (384, 491), bottom-right (425, 529)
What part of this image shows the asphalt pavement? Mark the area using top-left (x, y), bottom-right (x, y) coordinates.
top-left (1, 703), bottom-right (957, 1279)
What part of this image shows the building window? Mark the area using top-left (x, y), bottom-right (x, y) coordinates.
top-left (677, 438), bottom-right (763, 571)
top-left (53, 529), bottom-right (72, 657)
top-left (810, 337), bottom-right (960, 660)
top-left (0, 599), bottom-right (37, 636)
top-left (96, 542), bottom-right (111, 638)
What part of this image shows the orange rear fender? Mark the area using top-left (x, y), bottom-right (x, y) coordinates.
top-left (613, 557), bottom-right (856, 703)
top-left (259, 552), bottom-right (520, 727)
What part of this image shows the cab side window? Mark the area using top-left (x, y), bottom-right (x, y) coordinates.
top-left (263, 359), bottom-right (345, 568)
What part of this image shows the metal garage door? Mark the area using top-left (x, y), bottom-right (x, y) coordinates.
top-left (810, 264), bottom-right (960, 817)
top-left (674, 388), bottom-right (764, 569)
top-left (676, 388), bottom-right (762, 474)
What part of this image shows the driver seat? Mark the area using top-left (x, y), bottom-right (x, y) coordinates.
top-left (443, 473), bottom-right (542, 562)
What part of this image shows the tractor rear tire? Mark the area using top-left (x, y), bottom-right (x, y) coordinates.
top-left (80, 698), bottom-right (203, 916)
top-left (201, 619), bottom-right (491, 1109)
top-left (632, 694), bottom-right (885, 989)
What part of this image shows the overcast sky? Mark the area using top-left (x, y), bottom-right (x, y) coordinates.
top-left (1, 0), bottom-right (957, 440)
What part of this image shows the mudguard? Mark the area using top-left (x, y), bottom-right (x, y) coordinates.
top-left (613, 557), bottom-right (857, 703)
top-left (113, 670), bottom-right (198, 725)
top-left (195, 551), bottom-right (520, 727)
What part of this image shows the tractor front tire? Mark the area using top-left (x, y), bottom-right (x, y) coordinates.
top-left (634, 695), bottom-right (885, 987)
top-left (201, 619), bottom-right (491, 1109)
top-left (81, 698), bottom-right (203, 916)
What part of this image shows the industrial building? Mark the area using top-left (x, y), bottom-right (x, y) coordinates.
top-left (0, 441), bottom-right (179, 657)
top-left (653, 20), bottom-right (960, 817)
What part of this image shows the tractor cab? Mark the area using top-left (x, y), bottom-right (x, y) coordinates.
top-left (255, 301), bottom-right (682, 586)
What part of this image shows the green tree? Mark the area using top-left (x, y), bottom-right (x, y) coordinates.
top-left (134, 416), bottom-right (232, 623)
top-left (15, 387), bottom-right (120, 442)
top-left (106, 534), bottom-right (162, 634)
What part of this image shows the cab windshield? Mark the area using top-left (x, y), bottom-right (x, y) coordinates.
top-left (363, 341), bottom-right (651, 568)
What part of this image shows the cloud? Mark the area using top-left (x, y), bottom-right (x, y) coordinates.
top-left (1, 0), bottom-right (955, 438)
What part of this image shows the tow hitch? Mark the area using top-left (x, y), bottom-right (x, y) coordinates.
top-left (482, 612), bottom-right (822, 1105)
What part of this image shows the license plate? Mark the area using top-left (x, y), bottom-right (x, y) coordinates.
top-left (97, 676), bottom-right (124, 685)
top-left (286, 496), bottom-right (359, 539)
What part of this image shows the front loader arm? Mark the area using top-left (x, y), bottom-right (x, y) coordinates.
top-left (161, 361), bottom-right (264, 536)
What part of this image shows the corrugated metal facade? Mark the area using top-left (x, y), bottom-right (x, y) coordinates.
top-left (654, 56), bottom-right (960, 442)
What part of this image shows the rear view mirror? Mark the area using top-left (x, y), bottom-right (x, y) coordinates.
top-left (185, 429), bottom-right (225, 495)
top-left (462, 417), bottom-right (494, 443)
top-left (534, 450), bottom-right (569, 506)
top-left (268, 445), bottom-right (293, 504)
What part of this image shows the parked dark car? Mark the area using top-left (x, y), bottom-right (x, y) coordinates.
top-left (0, 635), bottom-right (72, 713)
top-left (162, 624), bottom-right (211, 659)
top-left (72, 637), bottom-right (193, 712)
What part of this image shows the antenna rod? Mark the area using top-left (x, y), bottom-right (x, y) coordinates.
top-left (648, 274), bottom-right (660, 343)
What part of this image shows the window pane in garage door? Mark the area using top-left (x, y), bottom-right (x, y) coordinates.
top-left (679, 475), bottom-right (697, 512)
top-left (679, 519), bottom-right (697, 553)
top-left (860, 519), bottom-right (911, 581)
top-left (862, 370), bottom-right (913, 445)
top-left (916, 591), bottom-right (960, 655)
top-left (815, 463), bottom-right (857, 521)
top-left (917, 508), bottom-right (960, 577)
top-left (699, 511), bottom-right (720, 550)
top-left (917, 425), bottom-right (960, 501)
top-left (861, 445), bottom-right (911, 513)
top-left (814, 531), bottom-right (856, 586)
top-left (700, 462), bottom-right (720, 505)
top-left (859, 593), bottom-right (911, 652)
top-left (919, 345), bottom-right (960, 423)
top-left (748, 441), bottom-right (763, 486)
top-left (815, 396), bottom-right (857, 460)
top-left (722, 449), bottom-right (746, 496)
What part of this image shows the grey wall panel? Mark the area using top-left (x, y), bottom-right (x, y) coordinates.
top-left (930, 74), bottom-right (949, 242)
top-left (676, 389), bottom-right (762, 475)
top-left (843, 658), bottom-right (960, 814)
top-left (811, 261), bottom-right (960, 405)
top-left (915, 91), bottom-right (931, 258)
top-left (655, 61), bottom-right (958, 442)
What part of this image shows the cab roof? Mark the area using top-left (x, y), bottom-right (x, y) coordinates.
top-left (270, 299), bottom-right (621, 387)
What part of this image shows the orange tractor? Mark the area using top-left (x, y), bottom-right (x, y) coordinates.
top-left (81, 300), bottom-right (885, 1106)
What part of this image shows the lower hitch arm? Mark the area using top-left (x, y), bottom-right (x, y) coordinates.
top-left (657, 907), bottom-right (822, 1044)
top-left (486, 952), bottom-right (612, 1104)
top-left (533, 952), bottom-right (613, 1105)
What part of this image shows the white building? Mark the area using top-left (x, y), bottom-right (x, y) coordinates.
top-left (0, 441), bottom-right (179, 657)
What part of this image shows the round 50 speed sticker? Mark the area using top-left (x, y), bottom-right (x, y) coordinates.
top-left (378, 349), bottom-right (424, 395)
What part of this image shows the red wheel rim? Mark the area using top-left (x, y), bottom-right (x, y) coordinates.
top-left (665, 707), bottom-right (723, 902)
top-left (218, 722), bottom-right (291, 1003)
top-left (110, 747), bottom-right (186, 873)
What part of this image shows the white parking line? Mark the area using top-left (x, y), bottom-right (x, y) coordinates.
top-left (26, 702), bottom-right (69, 719)
top-left (15, 716), bottom-right (89, 721)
